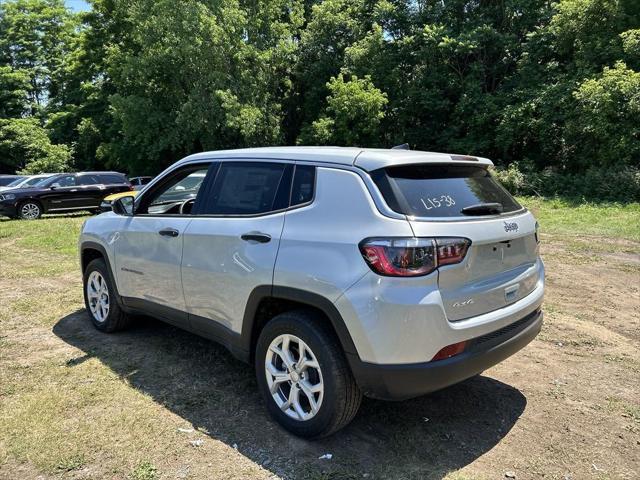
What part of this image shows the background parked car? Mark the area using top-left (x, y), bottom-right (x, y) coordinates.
top-left (0, 174), bottom-right (56, 192)
top-left (129, 176), bottom-right (153, 190)
top-left (0, 172), bottom-right (132, 220)
top-left (0, 175), bottom-right (24, 187)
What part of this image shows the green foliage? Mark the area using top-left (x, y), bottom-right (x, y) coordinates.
top-left (494, 163), bottom-right (640, 202)
top-left (0, 0), bottom-right (76, 115)
top-left (571, 62), bottom-right (640, 165)
top-left (0, 66), bottom-right (30, 117)
top-left (0, 0), bottom-right (637, 193)
top-left (299, 74), bottom-right (388, 146)
top-left (131, 461), bottom-right (158, 480)
top-left (0, 118), bottom-right (71, 173)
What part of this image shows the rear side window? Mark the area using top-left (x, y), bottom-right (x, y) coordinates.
top-left (201, 162), bottom-right (289, 215)
top-left (371, 165), bottom-right (522, 218)
top-left (291, 165), bottom-right (315, 206)
top-left (78, 175), bottom-right (99, 185)
top-left (99, 174), bottom-right (126, 184)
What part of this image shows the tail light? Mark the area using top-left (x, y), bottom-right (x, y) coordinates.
top-left (129, 184), bottom-right (135, 191)
top-left (359, 237), bottom-right (471, 277)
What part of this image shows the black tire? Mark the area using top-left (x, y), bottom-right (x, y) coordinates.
top-left (255, 310), bottom-right (362, 438)
top-left (82, 258), bottom-right (132, 332)
top-left (17, 199), bottom-right (43, 220)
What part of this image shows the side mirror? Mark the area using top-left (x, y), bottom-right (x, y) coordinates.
top-left (50, 183), bottom-right (60, 189)
top-left (112, 195), bottom-right (135, 216)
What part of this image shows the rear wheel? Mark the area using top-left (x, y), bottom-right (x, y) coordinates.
top-left (83, 258), bottom-right (132, 332)
top-left (18, 200), bottom-right (42, 220)
top-left (255, 310), bottom-right (362, 438)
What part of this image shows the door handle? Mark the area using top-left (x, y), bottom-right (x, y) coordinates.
top-left (159, 228), bottom-right (179, 237)
top-left (241, 232), bottom-right (271, 243)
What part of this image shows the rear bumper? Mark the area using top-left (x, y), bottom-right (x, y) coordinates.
top-left (349, 308), bottom-right (542, 400)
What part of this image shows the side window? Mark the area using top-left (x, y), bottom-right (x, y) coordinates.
top-left (78, 175), bottom-right (99, 186)
top-left (140, 166), bottom-right (210, 215)
top-left (291, 165), bottom-right (315, 206)
top-left (99, 174), bottom-right (125, 184)
top-left (200, 162), bottom-right (288, 215)
top-left (55, 175), bottom-right (76, 187)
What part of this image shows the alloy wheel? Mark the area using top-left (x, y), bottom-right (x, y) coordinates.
top-left (265, 334), bottom-right (324, 421)
top-left (86, 271), bottom-right (109, 323)
top-left (20, 202), bottom-right (40, 219)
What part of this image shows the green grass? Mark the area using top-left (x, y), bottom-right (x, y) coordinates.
top-left (519, 197), bottom-right (640, 242)
top-left (0, 213), bottom-right (88, 256)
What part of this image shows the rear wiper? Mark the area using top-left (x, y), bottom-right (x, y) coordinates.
top-left (460, 202), bottom-right (504, 215)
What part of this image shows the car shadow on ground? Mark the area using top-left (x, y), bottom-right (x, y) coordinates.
top-left (53, 310), bottom-right (527, 479)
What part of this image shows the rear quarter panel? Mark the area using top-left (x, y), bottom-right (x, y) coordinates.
top-left (274, 167), bottom-right (414, 301)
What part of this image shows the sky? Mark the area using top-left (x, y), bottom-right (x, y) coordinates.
top-left (65, 0), bottom-right (90, 12)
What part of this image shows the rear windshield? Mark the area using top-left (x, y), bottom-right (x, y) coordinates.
top-left (371, 164), bottom-right (522, 218)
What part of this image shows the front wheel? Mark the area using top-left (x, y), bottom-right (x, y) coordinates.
top-left (83, 258), bottom-right (132, 332)
top-left (255, 310), bottom-right (362, 438)
top-left (18, 200), bottom-right (42, 220)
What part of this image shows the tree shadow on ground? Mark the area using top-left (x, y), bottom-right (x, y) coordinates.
top-left (54, 310), bottom-right (527, 479)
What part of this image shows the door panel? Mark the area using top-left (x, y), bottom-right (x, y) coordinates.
top-left (182, 214), bottom-right (285, 334)
top-left (114, 216), bottom-right (193, 314)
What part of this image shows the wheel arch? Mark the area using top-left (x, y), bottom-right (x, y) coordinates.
top-left (80, 241), bottom-right (121, 298)
top-left (242, 286), bottom-right (360, 366)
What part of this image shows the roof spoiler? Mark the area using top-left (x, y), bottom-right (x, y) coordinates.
top-left (391, 143), bottom-right (410, 150)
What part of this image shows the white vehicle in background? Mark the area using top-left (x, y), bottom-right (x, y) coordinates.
top-left (0, 173), bottom-right (56, 192)
top-left (78, 147), bottom-right (544, 438)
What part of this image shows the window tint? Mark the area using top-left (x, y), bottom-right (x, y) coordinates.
top-left (99, 174), bottom-right (126, 184)
top-left (291, 165), bottom-right (315, 206)
top-left (52, 175), bottom-right (77, 187)
top-left (78, 175), bottom-right (100, 186)
top-left (202, 162), bottom-right (287, 215)
top-left (371, 165), bottom-right (522, 218)
top-left (143, 167), bottom-right (209, 215)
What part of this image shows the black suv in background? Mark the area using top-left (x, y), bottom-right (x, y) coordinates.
top-left (0, 172), bottom-right (132, 219)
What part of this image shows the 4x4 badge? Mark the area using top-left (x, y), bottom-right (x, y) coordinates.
top-left (504, 221), bottom-right (519, 233)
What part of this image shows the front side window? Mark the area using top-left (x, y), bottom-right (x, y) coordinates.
top-left (141, 167), bottom-right (210, 215)
top-left (201, 162), bottom-right (289, 215)
top-left (50, 175), bottom-right (77, 187)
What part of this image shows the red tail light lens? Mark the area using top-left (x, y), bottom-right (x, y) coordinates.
top-left (359, 237), bottom-right (471, 277)
top-left (360, 238), bottom-right (437, 276)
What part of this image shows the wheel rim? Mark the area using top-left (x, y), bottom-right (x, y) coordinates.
top-left (86, 271), bottom-right (109, 323)
top-left (20, 202), bottom-right (40, 219)
top-left (265, 334), bottom-right (324, 421)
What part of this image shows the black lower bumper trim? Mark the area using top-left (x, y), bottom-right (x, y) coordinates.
top-left (349, 309), bottom-right (543, 401)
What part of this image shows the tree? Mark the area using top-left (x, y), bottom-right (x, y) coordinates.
top-left (0, 0), bottom-right (77, 116)
top-left (570, 61), bottom-right (640, 166)
top-left (298, 74), bottom-right (387, 146)
top-left (0, 118), bottom-right (71, 173)
top-left (0, 66), bottom-right (30, 117)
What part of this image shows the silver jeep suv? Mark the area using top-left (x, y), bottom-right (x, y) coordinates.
top-left (79, 147), bottom-right (544, 438)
